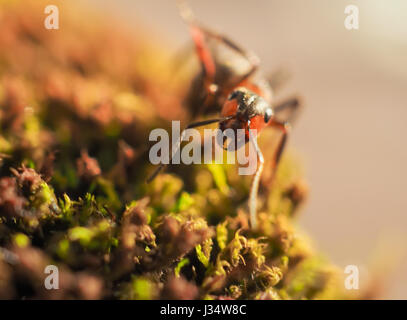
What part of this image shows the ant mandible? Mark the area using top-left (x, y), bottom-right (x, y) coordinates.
top-left (148, 0), bottom-right (301, 230)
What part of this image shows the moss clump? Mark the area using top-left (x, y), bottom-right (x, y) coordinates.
top-left (0, 0), bottom-right (350, 299)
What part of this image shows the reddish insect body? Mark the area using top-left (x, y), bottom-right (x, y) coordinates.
top-left (148, 1), bottom-right (300, 229)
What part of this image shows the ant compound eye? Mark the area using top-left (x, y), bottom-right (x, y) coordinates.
top-left (228, 91), bottom-right (239, 100)
top-left (264, 108), bottom-right (273, 123)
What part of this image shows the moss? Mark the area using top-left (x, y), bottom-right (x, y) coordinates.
top-left (0, 0), bottom-right (357, 300)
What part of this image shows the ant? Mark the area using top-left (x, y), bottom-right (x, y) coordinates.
top-left (148, 0), bottom-right (301, 230)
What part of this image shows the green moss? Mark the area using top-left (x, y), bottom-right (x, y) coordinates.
top-left (0, 0), bottom-right (354, 300)
top-left (195, 239), bottom-right (213, 268)
top-left (174, 258), bottom-right (190, 277)
top-left (13, 233), bottom-right (30, 248)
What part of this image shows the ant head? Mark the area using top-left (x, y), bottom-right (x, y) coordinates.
top-left (226, 87), bottom-right (273, 124)
top-left (219, 87), bottom-right (273, 149)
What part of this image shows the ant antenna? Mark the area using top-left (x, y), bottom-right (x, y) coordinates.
top-left (146, 115), bottom-right (236, 183)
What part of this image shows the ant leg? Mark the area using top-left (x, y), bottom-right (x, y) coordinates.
top-left (197, 27), bottom-right (259, 86)
top-left (146, 115), bottom-right (236, 183)
top-left (189, 25), bottom-right (217, 83)
top-left (178, 0), bottom-right (259, 86)
top-left (247, 121), bottom-right (264, 230)
top-left (178, 0), bottom-right (216, 83)
top-left (247, 120), bottom-right (290, 228)
top-left (178, 7), bottom-right (218, 115)
top-left (199, 26), bottom-right (260, 84)
top-left (269, 120), bottom-right (291, 182)
top-left (273, 97), bottom-right (302, 124)
top-left (215, 33), bottom-right (259, 85)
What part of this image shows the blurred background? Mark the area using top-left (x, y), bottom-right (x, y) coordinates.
top-left (80, 0), bottom-right (407, 298)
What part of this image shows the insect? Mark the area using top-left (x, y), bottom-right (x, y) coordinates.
top-left (148, 0), bottom-right (301, 229)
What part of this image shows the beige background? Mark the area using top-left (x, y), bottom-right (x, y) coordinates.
top-left (83, 0), bottom-right (407, 299)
